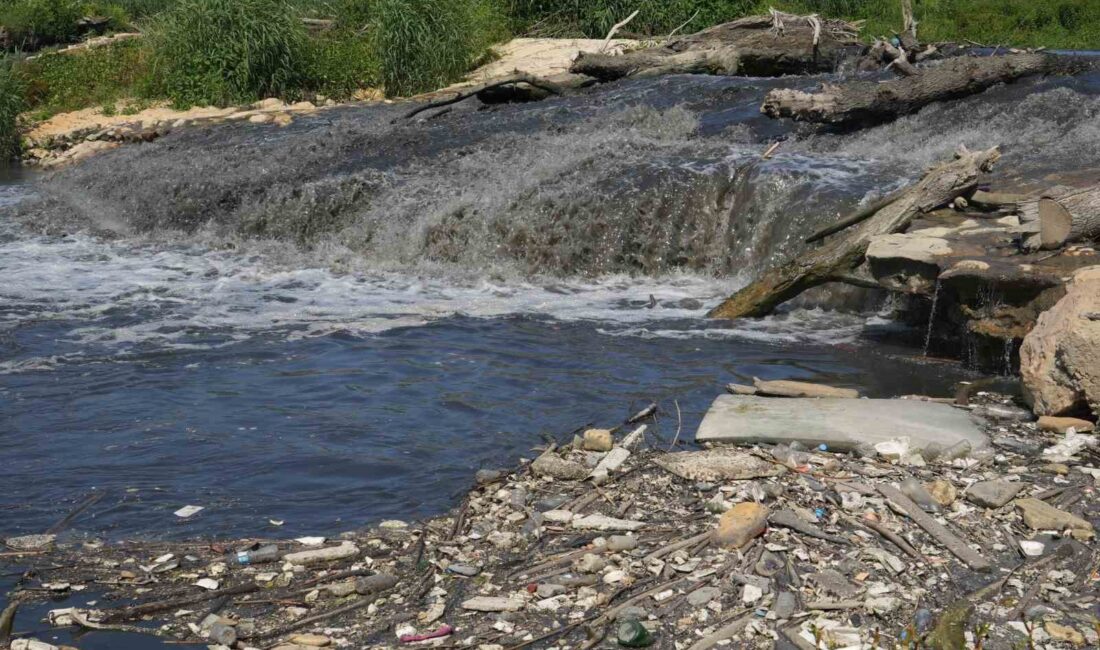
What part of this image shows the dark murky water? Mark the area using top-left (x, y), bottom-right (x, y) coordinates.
top-left (2, 56), bottom-right (1099, 649)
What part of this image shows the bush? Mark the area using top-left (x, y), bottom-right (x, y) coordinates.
top-left (145, 0), bottom-right (309, 107)
top-left (0, 0), bottom-right (86, 49)
top-left (16, 36), bottom-right (146, 116)
top-left (303, 27), bottom-right (379, 100)
top-left (372, 0), bottom-right (508, 97)
top-left (0, 62), bottom-right (25, 159)
top-left (506, 0), bottom-right (758, 38)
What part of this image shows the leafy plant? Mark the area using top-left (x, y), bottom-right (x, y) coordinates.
top-left (371, 0), bottom-right (508, 97)
top-left (0, 60), bottom-right (25, 159)
top-left (16, 36), bottom-right (146, 116)
top-left (144, 0), bottom-right (309, 107)
top-left (0, 0), bottom-right (87, 49)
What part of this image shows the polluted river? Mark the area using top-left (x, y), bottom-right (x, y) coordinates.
top-left (2, 53), bottom-right (1100, 649)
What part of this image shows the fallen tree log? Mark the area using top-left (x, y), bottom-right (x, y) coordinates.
top-left (762, 52), bottom-right (1052, 126)
top-left (570, 12), bottom-right (863, 81)
top-left (707, 145), bottom-right (1000, 320)
top-left (1020, 184), bottom-right (1100, 251)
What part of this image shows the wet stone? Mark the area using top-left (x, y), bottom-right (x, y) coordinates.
top-left (686, 586), bottom-right (720, 607)
top-left (965, 480), bottom-right (1023, 508)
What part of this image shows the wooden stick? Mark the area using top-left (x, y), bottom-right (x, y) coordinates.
top-left (685, 611), bottom-right (754, 650)
top-left (601, 10), bottom-right (639, 52)
top-left (642, 531), bottom-right (712, 563)
top-left (101, 583), bottom-right (261, 623)
top-left (805, 185), bottom-right (910, 243)
top-left (851, 515), bottom-right (923, 559)
top-left (877, 485), bottom-right (991, 572)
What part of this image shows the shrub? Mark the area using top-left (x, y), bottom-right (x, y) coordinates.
top-left (0, 61), bottom-right (25, 159)
top-left (145, 0), bottom-right (309, 107)
top-left (0, 0), bottom-right (86, 49)
top-left (372, 0), bottom-right (508, 97)
top-left (16, 36), bottom-right (146, 116)
top-left (303, 27), bottom-right (379, 100)
top-left (505, 0), bottom-right (758, 38)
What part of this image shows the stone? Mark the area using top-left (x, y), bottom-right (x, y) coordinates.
top-left (4, 534), bottom-right (56, 550)
top-left (863, 548), bottom-right (905, 575)
top-left (1018, 540), bottom-right (1045, 556)
top-left (283, 543), bottom-right (359, 566)
top-left (752, 378), bottom-right (859, 399)
top-left (605, 535), bottom-right (638, 552)
top-left (1015, 498), bottom-right (1095, 540)
top-left (866, 596), bottom-right (901, 615)
top-left (1041, 463), bottom-right (1070, 475)
top-left (1020, 266), bottom-right (1100, 416)
top-left (249, 113), bottom-right (273, 124)
top-left (354, 573), bottom-right (398, 595)
top-left (714, 502), bottom-right (768, 548)
top-left (773, 591), bottom-right (797, 619)
top-left (965, 480), bottom-right (1023, 508)
top-left (1037, 416), bottom-right (1095, 433)
top-left (927, 479), bottom-right (958, 507)
top-left (686, 586), bottom-right (721, 606)
top-left (254, 98), bottom-right (285, 110)
top-left (288, 634), bottom-right (332, 647)
top-left (461, 596), bottom-right (524, 612)
top-left (10, 640), bottom-right (60, 650)
top-left (447, 563), bottom-right (479, 577)
top-left (531, 451), bottom-right (588, 480)
top-left (583, 429), bottom-right (614, 451)
top-left (695, 395), bottom-right (989, 452)
top-left (727, 382), bottom-right (757, 395)
top-left (654, 448), bottom-right (784, 482)
top-left (1045, 621), bottom-right (1086, 646)
top-left (973, 403), bottom-right (1033, 422)
top-left (754, 550), bottom-right (785, 577)
top-left (807, 569), bottom-right (859, 599)
top-left (742, 583), bottom-right (764, 603)
top-left (475, 469), bottom-right (504, 484)
top-left (574, 554), bottom-right (606, 573)
top-left (542, 509), bottom-right (574, 523)
top-left (571, 514), bottom-right (644, 532)
top-left (590, 447), bottom-right (631, 482)
top-left (536, 583), bottom-right (567, 598)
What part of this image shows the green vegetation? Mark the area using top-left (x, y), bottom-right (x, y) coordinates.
top-left (372, 0), bottom-right (507, 97)
top-left (144, 0), bottom-right (309, 107)
top-left (0, 0), bottom-right (1095, 161)
top-left (0, 61), bottom-right (23, 158)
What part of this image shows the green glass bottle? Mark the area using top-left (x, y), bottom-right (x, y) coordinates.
top-left (616, 619), bottom-right (654, 647)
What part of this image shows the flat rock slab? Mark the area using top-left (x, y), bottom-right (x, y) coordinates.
top-left (655, 448), bottom-right (783, 481)
top-left (695, 395), bottom-right (989, 451)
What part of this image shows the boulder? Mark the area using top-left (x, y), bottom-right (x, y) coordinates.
top-left (531, 451), bottom-right (588, 480)
top-left (1020, 266), bottom-right (1100, 417)
top-left (695, 395), bottom-right (989, 452)
top-left (582, 428), bottom-right (613, 451)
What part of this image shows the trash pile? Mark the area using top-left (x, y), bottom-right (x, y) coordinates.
top-left (2, 387), bottom-right (1099, 650)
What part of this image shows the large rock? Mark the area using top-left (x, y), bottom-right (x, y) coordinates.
top-left (1020, 266), bottom-right (1100, 417)
top-left (655, 448), bottom-right (783, 481)
top-left (1014, 498), bottom-right (1095, 540)
top-left (695, 395), bottom-right (989, 451)
top-left (714, 502), bottom-right (768, 548)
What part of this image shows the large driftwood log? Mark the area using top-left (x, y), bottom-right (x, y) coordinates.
top-left (570, 12), bottom-right (862, 82)
top-left (762, 52), bottom-right (1052, 126)
top-left (707, 145), bottom-right (1000, 320)
top-left (1020, 184), bottom-right (1100, 251)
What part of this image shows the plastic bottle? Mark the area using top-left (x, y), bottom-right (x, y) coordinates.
top-left (940, 440), bottom-right (972, 462)
top-left (901, 478), bottom-right (940, 513)
top-left (230, 544), bottom-right (279, 565)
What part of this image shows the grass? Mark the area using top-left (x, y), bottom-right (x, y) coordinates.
top-left (143, 0), bottom-right (310, 107)
top-left (17, 36), bottom-right (145, 116)
top-left (372, 0), bottom-right (509, 97)
top-left (0, 61), bottom-right (23, 158)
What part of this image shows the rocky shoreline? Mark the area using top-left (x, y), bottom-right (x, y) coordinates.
top-left (3, 387), bottom-right (1098, 650)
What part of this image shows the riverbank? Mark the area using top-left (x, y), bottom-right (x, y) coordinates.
top-left (3, 388), bottom-right (1098, 649)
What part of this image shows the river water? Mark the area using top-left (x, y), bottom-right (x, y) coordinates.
top-left (2, 63), bottom-right (1099, 546)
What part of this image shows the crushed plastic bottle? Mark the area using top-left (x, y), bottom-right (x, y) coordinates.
top-left (940, 440), bottom-right (972, 462)
top-left (900, 478), bottom-right (940, 513)
top-left (230, 544), bottom-right (279, 565)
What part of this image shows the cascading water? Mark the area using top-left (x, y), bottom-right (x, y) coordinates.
top-left (923, 279), bottom-right (941, 356)
top-left (3, 63), bottom-right (1100, 543)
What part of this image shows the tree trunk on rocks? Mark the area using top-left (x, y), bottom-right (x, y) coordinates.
top-left (570, 12), bottom-right (862, 82)
top-left (1020, 184), bottom-right (1100, 251)
top-left (707, 145), bottom-right (1000, 320)
top-left (761, 52), bottom-right (1052, 127)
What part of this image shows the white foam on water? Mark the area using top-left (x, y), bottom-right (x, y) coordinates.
top-left (0, 214), bottom-right (880, 373)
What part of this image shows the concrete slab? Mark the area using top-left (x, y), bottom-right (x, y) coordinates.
top-left (695, 395), bottom-right (989, 451)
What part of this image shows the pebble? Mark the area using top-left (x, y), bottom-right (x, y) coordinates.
top-left (575, 554), bottom-right (606, 573)
top-left (1019, 540), bottom-right (1045, 556)
top-left (605, 534), bottom-right (638, 552)
top-left (927, 479), bottom-right (957, 506)
top-left (536, 583), bottom-right (567, 598)
top-left (447, 563), bottom-right (479, 577)
top-left (742, 583), bottom-right (763, 603)
top-left (542, 509), bottom-right (574, 523)
top-left (288, 634), bottom-right (332, 647)
top-left (1037, 416), bottom-right (1095, 433)
top-left (686, 586), bottom-right (720, 606)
